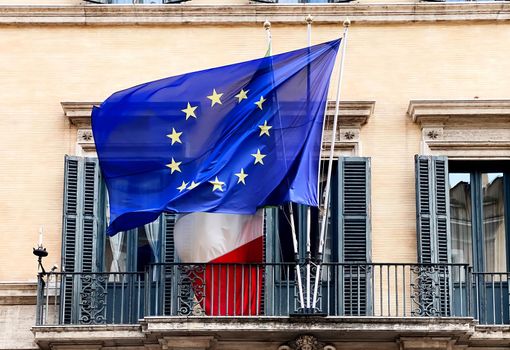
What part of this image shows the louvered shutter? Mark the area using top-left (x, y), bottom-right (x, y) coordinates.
top-left (338, 157), bottom-right (371, 316)
top-left (162, 213), bottom-right (176, 315)
top-left (414, 155), bottom-right (452, 316)
top-left (61, 156), bottom-right (104, 324)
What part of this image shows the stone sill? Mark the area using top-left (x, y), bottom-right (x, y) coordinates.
top-left (0, 3), bottom-right (509, 25)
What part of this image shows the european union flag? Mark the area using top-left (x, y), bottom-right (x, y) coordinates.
top-left (92, 39), bottom-right (341, 235)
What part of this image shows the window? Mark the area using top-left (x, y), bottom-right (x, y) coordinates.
top-left (449, 161), bottom-right (509, 274)
top-left (416, 155), bottom-right (510, 323)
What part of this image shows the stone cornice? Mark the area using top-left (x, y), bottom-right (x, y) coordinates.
top-left (1, 3), bottom-right (510, 25)
top-left (0, 282), bottom-right (38, 305)
top-left (326, 100), bottom-right (374, 127)
top-left (62, 102), bottom-right (99, 128)
top-left (407, 99), bottom-right (510, 126)
top-left (408, 99), bottom-right (510, 158)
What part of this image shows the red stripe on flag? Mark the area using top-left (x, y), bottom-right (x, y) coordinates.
top-left (192, 236), bottom-right (263, 316)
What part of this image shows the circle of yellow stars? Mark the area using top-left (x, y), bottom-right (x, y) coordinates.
top-left (166, 87), bottom-right (271, 193)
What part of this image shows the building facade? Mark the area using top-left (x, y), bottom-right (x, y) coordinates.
top-left (0, 0), bottom-right (509, 349)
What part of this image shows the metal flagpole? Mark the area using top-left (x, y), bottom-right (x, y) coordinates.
top-left (305, 14), bottom-right (313, 311)
top-left (264, 19), bottom-right (306, 309)
top-left (312, 19), bottom-right (351, 309)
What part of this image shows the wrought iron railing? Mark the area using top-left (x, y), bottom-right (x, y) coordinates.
top-left (36, 262), bottom-right (502, 326)
top-left (472, 272), bottom-right (510, 325)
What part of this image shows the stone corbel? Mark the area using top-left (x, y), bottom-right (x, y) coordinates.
top-left (323, 101), bottom-right (374, 156)
top-left (62, 102), bottom-right (99, 155)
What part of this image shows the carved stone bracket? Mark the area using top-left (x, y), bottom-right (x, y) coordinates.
top-left (407, 99), bottom-right (510, 158)
top-left (278, 335), bottom-right (336, 350)
top-left (323, 100), bottom-right (374, 156)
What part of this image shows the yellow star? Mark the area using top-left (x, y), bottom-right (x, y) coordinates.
top-left (235, 89), bottom-right (249, 103)
top-left (235, 168), bottom-right (248, 185)
top-left (209, 176), bottom-right (225, 192)
top-left (255, 96), bottom-right (266, 110)
top-left (251, 149), bottom-right (266, 165)
top-left (187, 181), bottom-right (200, 190)
top-left (181, 102), bottom-right (198, 120)
top-left (177, 181), bottom-right (188, 192)
top-left (167, 128), bottom-right (183, 145)
top-left (207, 89), bottom-right (223, 107)
top-left (166, 158), bottom-right (182, 174)
top-left (258, 120), bottom-right (272, 137)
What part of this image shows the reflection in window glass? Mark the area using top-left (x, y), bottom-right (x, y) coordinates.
top-left (482, 173), bottom-right (507, 273)
top-left (449, 173), bottom-right (473, 267)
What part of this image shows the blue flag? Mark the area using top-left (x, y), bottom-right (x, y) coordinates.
top-left (92, 39), bottom-right (340, 235)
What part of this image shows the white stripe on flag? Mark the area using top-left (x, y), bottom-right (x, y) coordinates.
top-left (174, 210), bottom-right (263, 263)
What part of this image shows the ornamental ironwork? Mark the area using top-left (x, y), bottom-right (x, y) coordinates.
top-left (79, 274), bottom-right (107, 324)
top-left (177, 264), bottom-right (205, 316)
top-left (410, 265), bottom-right (441, 317)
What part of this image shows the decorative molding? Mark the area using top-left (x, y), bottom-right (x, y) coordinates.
top-left (278, 335), bottom-right (336, 350)
top-left (324, 100), bottom-right (374, 156)
top-left (0, 282), bottom-right (38, 305)
top-left (407, 99), bottom-right (510, 158)
top-left (1, 3), bottom-right (510, 26)
top-left (62, 102), bottom-right (99, 128)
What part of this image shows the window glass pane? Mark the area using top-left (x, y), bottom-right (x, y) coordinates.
top-left (449, 173), bottom-right (473, 267)
top-left (482, 173), bottom-right (507, 273)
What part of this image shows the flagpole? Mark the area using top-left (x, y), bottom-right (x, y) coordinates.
top-left (305, 13), bottom-right (313, 311)
top-left (264, 19), bottom-right (272, 56)
top-left (312, 19), bottom-right (350, 309)
top-left (265, 19), bottom-right (306, 310)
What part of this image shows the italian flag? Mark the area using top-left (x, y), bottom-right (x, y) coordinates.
top-left (174, 210), bottom-right (264, 316)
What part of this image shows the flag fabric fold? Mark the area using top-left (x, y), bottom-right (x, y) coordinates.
top-left (92, 39), bottom-right (340, 235)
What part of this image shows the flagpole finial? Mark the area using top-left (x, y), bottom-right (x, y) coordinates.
top-left (305, 14), bottom-right (313, 24)
top-left (263, 19), bottom-right (271, 31)
top-left (343, 18), bottom-right (351, 27)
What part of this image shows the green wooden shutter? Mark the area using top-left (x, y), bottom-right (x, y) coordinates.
top-left (338, 157), bottom-right (371, 316)
top-left (415, 155), bottom-right (451, 316)
top-left (61, 156), bottom-right (104, 324)
top-left (162, 213), bottom-right (176, 315)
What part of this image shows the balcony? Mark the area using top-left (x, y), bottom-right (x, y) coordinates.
top-left (35, 263), bottom-right (508, 326)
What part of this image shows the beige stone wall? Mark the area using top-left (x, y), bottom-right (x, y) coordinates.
top-left (0, 304), bottom-right (38, 349)
top-left (0, 21), bottom-right (509, 282)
